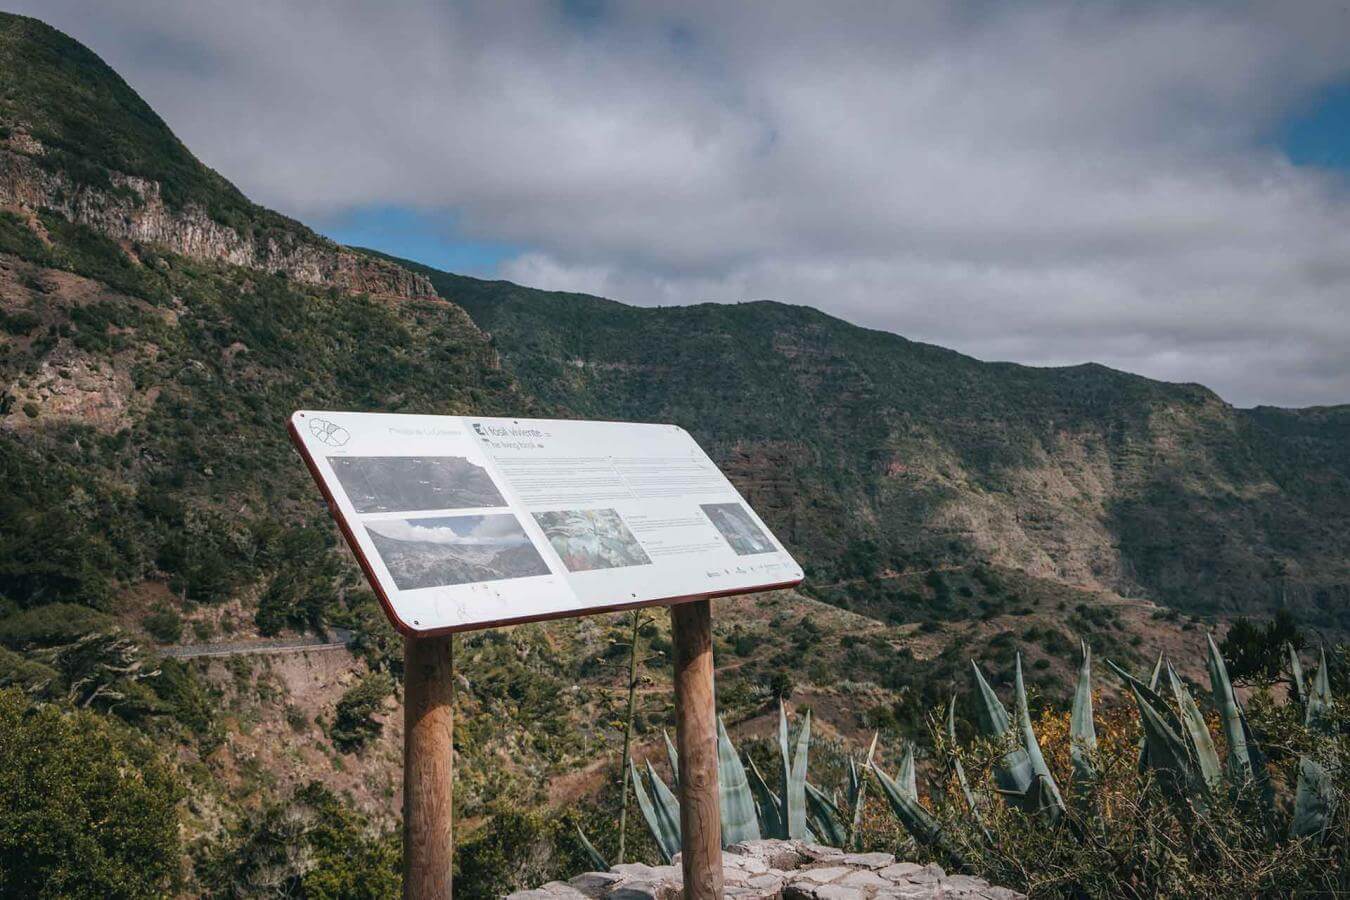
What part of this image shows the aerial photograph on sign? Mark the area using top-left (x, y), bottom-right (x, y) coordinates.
top-left (364, 514), bottom-right (550, 589)
top-left (700, 502), bottom-right (776, 556)
top-left (329, 456), bottom-right (506, 513)
top-left (533, 508), bottom-right (653, 572)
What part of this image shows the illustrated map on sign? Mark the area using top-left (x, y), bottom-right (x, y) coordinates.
top-left (289, 412), bottom-right (804, 634)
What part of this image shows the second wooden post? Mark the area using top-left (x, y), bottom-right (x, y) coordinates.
top-left (670, 598), bottom-right (723, 899)
top-left (404, 634), bottom-right (455, 900)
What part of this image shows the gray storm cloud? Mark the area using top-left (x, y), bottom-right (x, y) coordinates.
top-left (11, 0), bottom-right (1350, 407)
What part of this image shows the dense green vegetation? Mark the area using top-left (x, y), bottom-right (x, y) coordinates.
top-left (199, 782), bottom-right (401, 899)
top-left (0, 688), bottom-right (184, 898)
top-left (0, 210), bottom-right (527, 627)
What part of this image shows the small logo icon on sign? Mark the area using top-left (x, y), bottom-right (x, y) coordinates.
top-left (310, 417), bottom-right (350, 447)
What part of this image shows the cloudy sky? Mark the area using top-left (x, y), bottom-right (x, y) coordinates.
top-left (11, 1), bottom-right (1350, 407)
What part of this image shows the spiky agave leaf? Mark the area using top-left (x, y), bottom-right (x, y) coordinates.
top-left (786, 708), bottom-right (812, 839)
top-left (805, 782), bottom-right (848, 847)
top-left (630, 758), bottom-right (679, 863)
top-left (1291, 646), bottom-right (1335, 840)
top-left (663, 729), bottom-right (680, 789)
top-left (871, 763), bottom-right (941, 844)
top-left (970, 660), bottom-right (1011, 737)
top-left (646, 760), bottom-right (683, 858)
top-left (1291, 757), bottom-right (1335, 840)
top-left (945, 697), bottom-right (991, 843)
top-left (1109, 655), bottom-right (1196, 795)
top-left (1108, 658), bottom-right (1183, 736)
top-left (1127, 681), bottom-right (1195, 796)
top-left (1167, 661), bottom-right (1222, 791)
top-left (1148, 651), bottom-right (1165, 689)
top-left (1206, 633), bottom-right (1254, 786)
top-left (1070, 640), bottom-right (1098, 785)
top-left (716, 717), bottom-right (761, 845)
top-left (1306, 645), bottom-right (1332, 729)
top-left (746, 754), bottom-right (785, 839)
top-left (575, 825), bottom-right (610, 872)
top-left (870, 763), bottom-right (968, 871)
top-left (848, 732), bottom-right (879, 850)
top-left (1286, 642), bottom-right (1306, 709)
top-left (1137, 650), bottom-right (1165, 772)
top-left (1013, 654), bottom-right (1065, 822)
top-left (897, 742), bottom-right (918, 801)
top-left (969, 661), bottom-right (1034, 800)
top-left (1237, 702), bottom-right (1277, 827)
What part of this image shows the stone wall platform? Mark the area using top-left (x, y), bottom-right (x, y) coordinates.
top-left (507, 839), bottom-right (1025, 899)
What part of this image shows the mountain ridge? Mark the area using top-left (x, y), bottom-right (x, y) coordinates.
top-left (364, 250), bottom-right (1269, 409)
top-left (0, 12), bottom-right (435, 301)
top-left (378, 256), bottom-right (1350, 629)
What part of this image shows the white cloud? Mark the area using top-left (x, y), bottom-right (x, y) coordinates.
top-left (366, 514), bottom-right (528, 547)
top-left (11, 0), bottom-right (1350, 406)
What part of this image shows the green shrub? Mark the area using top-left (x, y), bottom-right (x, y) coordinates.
top-left (151, 657), bottom-right (222, 748)
top-left (0, 687), bottom-right (183, 898)
top-left (456, 803), bottom-right (575, 900)
top-left (141, 605), bottom-right (183, 643)
top-left (1220, 610), bottom-right (1304, 683)
top-left (330, 671), bottom-right (395, 752)
top-left (0, 645), bottom-right (58, 694)
top-left (199, 782), bottom-right (399, 898)
top-left (0, 309), bottom-right (41, 335)
top-left (0, 603), bottom-right (115, 649)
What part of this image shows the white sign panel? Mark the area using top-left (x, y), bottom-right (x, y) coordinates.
top-left (289, 411), bottom-right (804, 634)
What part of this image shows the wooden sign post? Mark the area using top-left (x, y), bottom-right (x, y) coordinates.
top-left (670, 599), bottom-right (723, 899)
top-left (403, 634), bottom-right (454, 899)
top-left (288, 412), bottom-right (802, 899)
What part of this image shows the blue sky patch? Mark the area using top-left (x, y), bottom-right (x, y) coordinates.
top-left (1280, 79), bottom-right (1350, 172)
top-left (317, 206), bottom-right (523, 277)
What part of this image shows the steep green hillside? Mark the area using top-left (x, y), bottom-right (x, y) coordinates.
top-left (0, 12), bottom-right (293, 238)
top-left (394, 264), bottom-right (1350, 629)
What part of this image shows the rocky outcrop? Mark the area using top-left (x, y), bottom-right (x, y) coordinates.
top-left (507, 840), bottom-right (1024, 900)
top-left (0, 131), bottom-right (435, 301)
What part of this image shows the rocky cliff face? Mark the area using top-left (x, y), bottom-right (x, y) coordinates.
top-left (0, 128), bottom-right (434, 301)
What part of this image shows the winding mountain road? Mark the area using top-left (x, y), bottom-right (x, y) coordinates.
top-left (160, 628), bottom-right (353, 659)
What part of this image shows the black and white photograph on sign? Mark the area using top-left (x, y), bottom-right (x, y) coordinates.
top-left (700, 502), bottom-right (776, 556)
top-left (533, 508), bottom-right (652, 572)
top-left (329, 456), bottom-right (506, 513)
top-left (364, 514), bottom-right (550, 589)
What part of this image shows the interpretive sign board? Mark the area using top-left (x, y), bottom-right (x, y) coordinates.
top-left (289, 410), bottom-right (803, 635)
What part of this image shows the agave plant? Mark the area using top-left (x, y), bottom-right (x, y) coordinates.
top-left (1290, 645), bottom-right (1337, 839)
top-left (846, 732), bottom-right (878, 849)
top-left (966, 654), bottom-right (1065, 821)
top-left (589, 633), bottom-right (1340, 875)
top-left (866, 634), bottom-right (1341, 873)
top-left (613, 701), bottom-right (855, 866)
